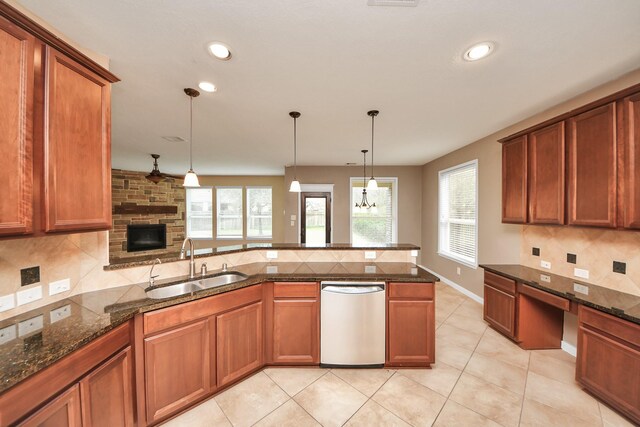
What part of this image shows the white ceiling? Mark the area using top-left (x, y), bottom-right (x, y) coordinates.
top-left (17, 0), bottom-right (640, 175)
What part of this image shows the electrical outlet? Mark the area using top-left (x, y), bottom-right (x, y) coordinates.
top-left (49, 278), bottom-right (71, 296)
top-left (365, 265), bottom-right (377, 273)
top-left (573, 283), bottom-right (589, 295)
top-left (532, 247), bottom-right (540, 256)
top-left (411, 267), bottom-right (418, 275)
top-left (365, 251), bottom-right (377, 259)
top-left (567, 253), bottom-right (577, 264)
top-left (16, 286), bottom-right (42, 306)
top-left (266, 266), bottom-right (278, 274)
top-left (456, 267), bottom-right (461, 275)
top-left (290, 215), bottom-right (296, 221)
top-left (266, 251), bottom-right (278, 259)
top-left (613, 261), bottom-right (626, 274)
top-left (50, 305), bottom-right (71, 323)
top-left (0, 325), bottom-right (17, 345)
top-left (574, 268), bottom-right (589, 279)
top-left (540, 260), bottom-right (551, 269)
top-left (20, 266), bottom-right (40, 286)
top-left (18, 315), bottom-right (43, 337)
top-left (540, 274), bottom-right (551, 283)
top-left (410, 249), bottom-right (418, 257)
top-left (0, 294), bottom-right (15, 313)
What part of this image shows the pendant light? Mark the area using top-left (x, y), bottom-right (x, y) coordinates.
top-left (367, 110), bottom-right (379, 191)
top-left (355, 150), bottom-right (376, 210)
top-left (289, 111), bottom-right (302, 192)
top-left (183, 88), bottom-right (200, 187)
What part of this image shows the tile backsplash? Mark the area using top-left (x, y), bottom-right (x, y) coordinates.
top-left (521, 225), bottom-right (640, 296)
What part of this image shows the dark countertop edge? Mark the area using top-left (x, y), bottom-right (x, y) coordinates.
top-left (480, 264), bottom-right (640, 326)
top-left (104, 243), bottom-right (421, 271)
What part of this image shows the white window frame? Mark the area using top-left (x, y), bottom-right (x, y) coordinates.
top-left (185, 187), bottom-right (213, 240)
top-left (246, 186), bottom-right (273, 240)
top-left (437, 159), bottom-right (478, 268)
top-left (216, 186), bottom-right (243, 240)
top-left (349, 177), bottom-right (398, 245)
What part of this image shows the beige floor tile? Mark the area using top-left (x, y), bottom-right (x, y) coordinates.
top-left (453, 299), bottom-right (484, 319)
top-left (372, 373), bottom-right (447, 427)
top-left (436, 323), bottom-right (483, 351)
top-left (331, 368), bottom-right (394, 397)
top-left (263, 367), bottom-right (327, 396)
top-left (528, 350), bottom-right (576, 385)
top-left (294, 372), bottom-right (367, 427)
top-left (253, 399), bottom-right (320, 427)
top-left (449, 373), bottom-right (522, 427)
top-left (443, 311), bottom-right (488, 335)
top-left (520, 398), bottom-right (602, 427)
top-left (344, 400), bottom-right (411, 427)
top-left (162, 397), bottom-right (231, 427)
top-left (474, 328), bottom-right (530, 370)
top-left (214, 372), bottom-right (289, 427)
top-left (436, 341), bottom-right (474, 370)
top-left (599, 402), bottom-right (637, 427)
top-left (433, 400), bottom-right (502, 427)
top-left (524, 371), bottom-right (601, 424)
top-left (534, 348), bottom-right (577, 364)
top-left (397, 362), bottom-right (462, 397)
top-left (464, 352), bottom-right (527, 395)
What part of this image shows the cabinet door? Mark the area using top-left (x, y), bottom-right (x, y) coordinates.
top-left (529, 122), bottom-right (565, 224)
top-left (483, 284), bottom-right (516, 338)
top-left (273, 299), bottom-right (319, 364)
top-left (217, 302), bottom-right (263, 387)
top-left (567, 103), bottom-right (617, 227)
top-left (623, 93), bottom-right (640, 229)
top-left (387, 300), bottom-right (435, 366)
top-left (44, 47), bottom-right (111, 232)
top-left (19, 384), bottom-right (81, 427)
top-left (577, 325), bottom-right (640, 424)
top-left (80, 347), bottom-right (134, 427)
top-left (502, 136), bottom-right (528, 223)
top-left (0, 16), bottom-right (34, 236)
top-left (144, 320), bottom-right (211, 423)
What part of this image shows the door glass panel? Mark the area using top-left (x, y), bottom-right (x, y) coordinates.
top-left (305, 198), bottom-right (326, 246)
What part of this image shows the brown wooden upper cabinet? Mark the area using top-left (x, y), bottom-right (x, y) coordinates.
top-left (528, 122), bottom-right (565, 224)
top-left (623, 93), bottom-right (640, 229)
top-left (568, 103), bottom-right (617, 228)
top-left (502, 136), bottom-right (528, 223)
top-left (0, 16), bottom-right (34, 236)
top-left (44, 47), bottom-right (112, 232)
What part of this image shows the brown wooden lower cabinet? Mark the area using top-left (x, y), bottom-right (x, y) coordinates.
top-left (483, 283), bottom-right (516, 339)
top-left (273, 299), bottom-right (319, 364)
top-left (19, 384), bottom-right (82, 427)
top-left (577, 306), bottom-right (640, 424)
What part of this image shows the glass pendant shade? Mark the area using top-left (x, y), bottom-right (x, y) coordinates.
top-left (183, 169), bottom-right (200, 187)
top-left (367, 177), bottom-right (378, 190)
top-left (289, 179), bottom-right (301, 193)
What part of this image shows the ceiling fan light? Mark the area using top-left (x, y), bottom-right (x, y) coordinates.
top-left (289, 179), bottom-right (301, 193)
top-left (183, 170), bottom-right (200, 187)
top-left (367, 177), bottom-right (378, 191)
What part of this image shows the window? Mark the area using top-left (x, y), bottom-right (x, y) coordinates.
top-left (185, 188), bottom-right (213, 239)
top-left (216, 187), bottom-right (243, 239)
top-left (246, 187), bottom-right (272, 238)
top-left (350, 178), bottom-right (397, 245)
top-left (438, 160), bottom-right (478, 267)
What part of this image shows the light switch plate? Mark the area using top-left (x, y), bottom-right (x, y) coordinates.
top-left (574, 283), bottom-right (589, 295)
top-left (50, 305), bottom-right (71, 323)
top-left (365, 265), bottom-right (377, 273)
top-left (540, 260), bottom-right (551, 269)
top-left (0, 294), bottom-right (15, 313)
top-left (266, 251), bottom-right (278, 259)
top-left (49, 278), bottom-right (71, 296)
top-left (16, 286), bottom-right (42, 306)
top-left (540, 274), bottom-right (551, 283)
top-left (266, 266), bottom-right (278, 274)
top-left (0, 325), bottom-right (16, 345)
top-left (456, 267), bottom-right (461, 275)
top-left (365, 251), bottom-right (377, 259)
top-left (290, 215), bottom-right (296, 221)
top-left (410, 249), bottom-right (418, 257)
top-left (574, 268), bottom-right (589, 279)
top-left (18, 315), bottom-right (43, 337)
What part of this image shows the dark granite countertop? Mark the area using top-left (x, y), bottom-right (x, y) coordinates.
top-left (105, 242), bottom-right (420, 270)
top-left (0, 261), bottom-right (436, 394)
top-left (481, 264), bottom-right (640, 325)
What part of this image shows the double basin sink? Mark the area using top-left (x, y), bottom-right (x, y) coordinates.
top-left (145, 272), bottom-right (248, 299)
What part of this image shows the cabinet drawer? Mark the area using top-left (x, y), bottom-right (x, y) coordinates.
top-left (484, 271), bottom-right (516, 295)
top-left (274, 282), bottom-right (318, 298)
top-left (388, 282), bottom-right (434, 299)
top-left (579, 305), bottom-right (640, 348)
top-left (518, 284), bottom-right (570, 311)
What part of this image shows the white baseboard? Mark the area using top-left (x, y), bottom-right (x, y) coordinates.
top-left (561, 341), bottom-right (577, 357)
top-left (418, 265), bottom-right (483, 304)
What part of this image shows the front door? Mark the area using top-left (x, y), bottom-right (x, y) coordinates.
top-left (301, 192), bottom-right (331, 245)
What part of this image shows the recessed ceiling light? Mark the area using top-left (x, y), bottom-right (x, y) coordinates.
top-left (464, 42), bottom-right (494, 61)
top-left (208, 42), bottom-right (231, 60)
top-left (198, 81), bottom-right (217, 93)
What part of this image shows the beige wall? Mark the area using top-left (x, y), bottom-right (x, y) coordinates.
top-left (283, 166), bottom-right (423, 245)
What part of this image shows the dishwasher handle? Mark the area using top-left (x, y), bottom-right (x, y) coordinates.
top-left (322, 285), bottom-right (384, 294)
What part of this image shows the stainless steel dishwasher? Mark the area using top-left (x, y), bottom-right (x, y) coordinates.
top-left (320, 281), bottom-right (386, 367)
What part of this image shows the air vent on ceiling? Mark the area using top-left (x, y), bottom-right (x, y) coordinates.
top-left (368, 0), bottom-right (419, 6)
top-left (162, 136), bottom-right (186, 143)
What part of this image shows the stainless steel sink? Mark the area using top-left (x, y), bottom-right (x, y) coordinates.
top-left (146, 281), bottom-right (203, 299)
top-left (199, 272), bottom-right (248, 289)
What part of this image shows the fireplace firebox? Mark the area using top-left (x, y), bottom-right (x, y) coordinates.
top-left (127, 224), bottom-right (167, 252)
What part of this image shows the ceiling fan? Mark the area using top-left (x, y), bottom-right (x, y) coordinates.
top-left (145, 154), bottom-right (183, 184)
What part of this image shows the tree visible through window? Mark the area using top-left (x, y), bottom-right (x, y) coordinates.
top-left (217, 187), bottom-right (243, 239)
top-left (186, 187), bottom-right (213, 239)
top-left (351, 178), bottom-right (397, 246)
top-left (247, 187), bottom-right (272, 238)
